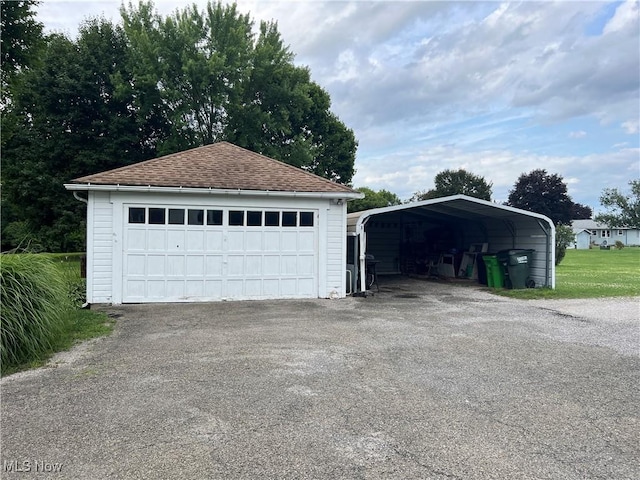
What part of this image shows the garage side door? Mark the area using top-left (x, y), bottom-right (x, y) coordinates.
top-left (123, 206), bottom-right (318, 302)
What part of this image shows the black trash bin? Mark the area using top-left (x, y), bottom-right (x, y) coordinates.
top-left (496, 249), bottom-right (535, 289)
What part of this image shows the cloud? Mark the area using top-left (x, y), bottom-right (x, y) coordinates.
top-left (569, 131), bottom-right (587, 139)
top-left (603, 0), bottom-right (639, 34)
top-left (622, 120), bottom-right (639, 134)
top-left (353, 143), bottom-right (640, 206)
top-left (245, 1), bottom-right (639, 141)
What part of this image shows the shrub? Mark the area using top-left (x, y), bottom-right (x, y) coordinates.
top-left (615, 240), bottom-right (624, 250)
top-left (555, 224), bottom-right (575, 266)
top-left (1, 253), bottom-right (71, 369)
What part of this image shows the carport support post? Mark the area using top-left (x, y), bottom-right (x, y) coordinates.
top-left (537, 219), bottom-right (556, 288)
top-left (358, 218), bottom-right (370, 294)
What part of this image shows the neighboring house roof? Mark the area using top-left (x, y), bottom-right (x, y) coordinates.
top-left (571, 219), bottom-right (630, 232)
top-left (69, 141), bottom-right (359, 195)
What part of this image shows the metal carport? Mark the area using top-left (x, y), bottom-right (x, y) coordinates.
top-left (347, 195), bottom-right (555, 294)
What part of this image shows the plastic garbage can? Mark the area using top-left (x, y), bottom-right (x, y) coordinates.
top-left (482, 255), bottom-right (504, 288)
top-left (496, 249), bottom-right (534, 289)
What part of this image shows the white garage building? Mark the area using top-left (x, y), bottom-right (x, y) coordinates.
top-left (65, 142), bottom-right (362, 304)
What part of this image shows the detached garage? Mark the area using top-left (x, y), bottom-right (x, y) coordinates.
top-left (347, 196), bottom-right (556, 293)
top-left (65, 142), bottom-right (361, 304)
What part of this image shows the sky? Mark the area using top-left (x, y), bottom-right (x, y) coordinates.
top-left (37, 0), bottom-right (640, 211)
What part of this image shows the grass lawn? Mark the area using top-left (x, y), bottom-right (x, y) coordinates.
top-left (498, 247), bottom-right (640, 299)
top-left (46, 252), bottom-right (116, 345)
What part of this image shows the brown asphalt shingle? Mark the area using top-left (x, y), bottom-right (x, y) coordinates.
top-left (72, 142), bottom-right (357, 194)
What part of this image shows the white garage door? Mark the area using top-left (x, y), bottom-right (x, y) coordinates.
top-left (122, 205), bottom-right (318, 302)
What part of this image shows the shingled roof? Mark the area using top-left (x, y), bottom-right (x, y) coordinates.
top-left (71, 142), bottom-right (357, 194)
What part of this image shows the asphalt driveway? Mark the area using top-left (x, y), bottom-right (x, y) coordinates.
top-left (1, 278), bottom-right (639, 479)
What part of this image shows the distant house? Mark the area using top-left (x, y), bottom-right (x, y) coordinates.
top-left (571, 219), bottom-right (640, 248)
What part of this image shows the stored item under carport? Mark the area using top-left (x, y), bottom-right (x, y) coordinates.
top-left (496, 249), bottom-right (535, 289)
top-left (482, 255), bottom-right (504, 288)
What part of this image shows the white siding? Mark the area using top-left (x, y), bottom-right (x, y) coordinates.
top-left (85, 191), bottom-right (345, 304)
top-left (88, 191), bottom-right (114, 303)
top-left (325, 202), bottom-right (347, 297)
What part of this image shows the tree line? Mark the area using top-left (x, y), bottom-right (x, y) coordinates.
top-left (2, 2), bottom-right (637, 253)
top-left (349, 170), bottom-right (638, 266)
top-left (349, 169), bottom-right (639, 233)
top-left (1, 0), bottom-right (357, 252)
top-left (350, 168), bottom-right (594, 224)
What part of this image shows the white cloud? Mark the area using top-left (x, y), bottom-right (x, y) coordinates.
top-left (603, 0), bottom-right (639, 34)
top-left (329, 49), bottom-right (359, 83)
top-left (569, 131), bottom-right (587, 139)
top-left (622, 120), bottom-right (639, 134)
top-left (353, 144), bottom-right (640, 206)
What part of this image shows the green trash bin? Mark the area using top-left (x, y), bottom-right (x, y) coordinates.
top-left (496, 249), bottom-right (534, 289)
top-left (482, 255), bottom-right (504, 288)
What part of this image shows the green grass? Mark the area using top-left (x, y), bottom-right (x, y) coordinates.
top-left (1, 253), bottom-right (115, 376)
top-left (497, 247), bottom-right (640, 299)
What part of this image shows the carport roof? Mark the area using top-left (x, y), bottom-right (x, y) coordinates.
top-left (347, 195), bottom-right (555, 233)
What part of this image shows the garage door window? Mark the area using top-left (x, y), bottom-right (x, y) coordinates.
top-left (207, 210), bottom-right (223, 226)
top-left (265, 211), bottom-right (280, 226)
top-left (229, 210), bottom-right (244, 226)
top-left (300, 212), bottom-right (314, 227)
top-left (247, 211), bottom-right (262, 226)
top-left (188, 209), bottom-right (204, 225)
top-left (129, 207), bottom-right (145, 224)
top-left (149, 208), bottom-right (165, 225)
top-left (168, 209), bottom-right (185, 225)
top-left (282, 211), bottom-right (297, 227)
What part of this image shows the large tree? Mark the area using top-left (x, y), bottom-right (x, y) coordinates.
top-left (413, 169), bottom-right (492, 201)
top-left (0, 0), bottom-right (43, 95)
top-left (121, 1), bottom-right (356, 183)
top-left (347, 187), bottom-right (402, 213)
top-left (225, 21), bottom-right (356, 182)
top-left (0, 0), bottom-right (44, 150)
top-left (594, 180), bottom-right (640, 228)
top-left (506, 169), bottom-right (575, 225)
top-left (1, 19), bottom-right (163, 251)
top-left (571, 202), bottom-right (593, 220)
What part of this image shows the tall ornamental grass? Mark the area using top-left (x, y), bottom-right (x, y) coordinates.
top-left (1, 253), bottom-right (71, 368)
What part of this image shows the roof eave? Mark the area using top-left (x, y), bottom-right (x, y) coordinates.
top-left (64, 183), bottom-right (362, 200)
